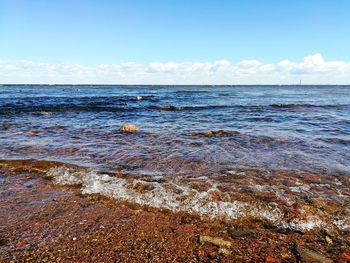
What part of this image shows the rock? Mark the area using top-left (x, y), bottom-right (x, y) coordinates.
top-left (158, 105), bottom-right (181, 111)
top-left (197, 249), bottom-right (206, 258)
top-left (199, 130), bottom-right (239, 137)
top-left (325, 236), bottom-right (333, 245)
top-left (274, 138), bottom-right (288, 142)
top-left (211, 223), bottom-right (225, 232)
top-left (341, 253), bottom-right (350, 260)
top-left (0, 238), bottom-right (6, 246)
top-left (15, 241), bottom-right (25, 248)
top-left (280, 251), bottom-right (293, 260)
top-left (24, 130), bottom-right (40, 136)
top-left (207, 247), bottom-right (217, 257)
top-left (228, 227), bottom-right (257, 238)
top-left (119, 123), bottom-right (139, 133)
top-left (312, 198), bottom-right (341, 213)
top-left (52, 209), bottom-right (65, 217)
top-left (0, 122), bottom-right (11, 130)
top-left (199, 235), bottom-right (232, 248)
top-left (218, 248), bottom-right (231, 255)
top-left (297, 246), bottom-right (333, 263)
top-left (49, 125), bottom-right (65, 130)
top-left (326, 228), bottom-right (339, 238)
top-left (265, 256), bottom-right (279, 263)
top-left (176, 225), bottom-right (195, 234)
top-left (201, 130), bottom-right (214, 137)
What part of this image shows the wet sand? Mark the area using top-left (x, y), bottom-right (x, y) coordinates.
top-left (1, 160), bottom-right (350, 262)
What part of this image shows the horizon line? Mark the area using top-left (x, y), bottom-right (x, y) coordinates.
top-left (1, 84), bottom-right (348, 86)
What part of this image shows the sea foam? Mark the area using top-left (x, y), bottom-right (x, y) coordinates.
top-left (46, 166), bottom-right (350, 232)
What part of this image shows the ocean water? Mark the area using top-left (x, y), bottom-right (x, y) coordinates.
top-left (1, 85), bottom-right (349, 175)
top-left (1, 85), bottom-right (350, 230)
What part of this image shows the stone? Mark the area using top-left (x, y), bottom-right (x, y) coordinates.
top-left (274, 138), bottom-right (288, 142)
top-left (198, 130), bottom-right (240, 137)
top-left (199, 235), bottom-right (232, 248)
top-left (341, 253), bottom-right (350, 260)
top-left (228, 228), bottom-right (257, 238)
top-left (15, 241), bottom-right (25, 248)
top-left (0, 238), bottom-right (6, 246)
top-left (265, 256), bottom-right (278, 263)
top-left (175, 225), bottom-right (195, 234)
top-left (297, 246), bottom-right (332, 263)
top-left (24, 130), bottom-right (40, 136)
top-left (325, 236), bottom-right (333, 245)
top-left (201, 131), bottom-right (214, 137)
top-left (218, 248), bottom-right (232, 255)
top-left (119, 123), bottom-right (139, 133)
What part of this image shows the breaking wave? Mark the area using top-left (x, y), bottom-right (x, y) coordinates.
top-left (46, 166), bottom-right (350, 232)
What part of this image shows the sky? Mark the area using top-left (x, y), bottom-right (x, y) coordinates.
top-left (0, 0), bottom-right (350, 84)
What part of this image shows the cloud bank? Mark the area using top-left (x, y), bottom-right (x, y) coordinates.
top-left (1, 54), bottom-right (350, 84)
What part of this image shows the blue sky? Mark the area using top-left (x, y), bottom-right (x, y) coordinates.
top-left (0, 0), bottom-right (350, 84)
top-left (1, 0), bottom-right (349, 63)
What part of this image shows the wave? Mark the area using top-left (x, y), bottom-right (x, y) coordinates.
top-left (1, 159), bottom-right (349, 232)
top-left (0, 96), bottom-right (156, 115)
top-left (0, 99), bottom-right (348, 115)
top-left (44, 165), bottom-right (350, 232)
top-left (269, 103), bottom-right (348, 109)
top-left (0, 104), bottom-right (134, 114)
top-left (0, 103), bottom-right (233, 115)
top-left (318, 137), bottom-right (350, 145)
top-left (152, 105), bottom-right (231, 111)
top-left (165, 102), bottom-right (339, 112)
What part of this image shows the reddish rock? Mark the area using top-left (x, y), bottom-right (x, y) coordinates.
top-left (176, 225), bottom-right (195, 234)
top-left (341, 253), bottom-right (350, 260)
top-left (266, 255), bottom-right (279, 263)
top-left (15, 241), bottom-right (25, 248)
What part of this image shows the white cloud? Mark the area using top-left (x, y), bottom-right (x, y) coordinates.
top-left (1, 54), bottom-right (350, 84)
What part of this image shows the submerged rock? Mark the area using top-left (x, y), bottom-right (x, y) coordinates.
top-left (198, 130), bottom-right (240, 137)
top-left (201, 130), bottom-right (214, 137)
top-left (157, 105), bottom-right (181, 111)
top-left (48, 125), bottom-right (66, 130)
top-left (23, 130), bottom-right (40, 136)
top-left (199, 235), bottom-right (232, 248)
top-left (119, 123), bottom-right (139, 133)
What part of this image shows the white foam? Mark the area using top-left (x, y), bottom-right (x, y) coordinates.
top-left (334, 219), bottom-right (350, 230)
top-left (46, 167), bottom-right (349, 232)
top-left (286, 216), bottom-right (326, 231)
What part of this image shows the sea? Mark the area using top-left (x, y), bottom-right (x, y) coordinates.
top-left (1, 85), bottom-right (349, 231)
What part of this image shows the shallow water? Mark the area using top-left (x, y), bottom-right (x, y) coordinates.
top-left (1, 85), bottom-right (350, 230)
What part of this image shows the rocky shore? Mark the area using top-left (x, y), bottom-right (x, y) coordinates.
top-left (0, 160), bottom-right (349, 262)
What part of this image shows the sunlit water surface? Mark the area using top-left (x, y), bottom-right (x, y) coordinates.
top-left (1, 85), bottom-right (350, 230)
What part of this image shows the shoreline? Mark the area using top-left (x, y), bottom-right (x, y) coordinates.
top-left (1, 159), bottom-right (349, 262)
